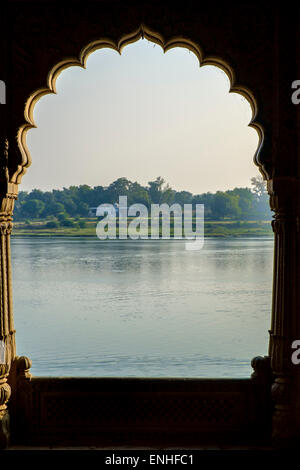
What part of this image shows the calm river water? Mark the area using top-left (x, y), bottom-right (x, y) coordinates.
top-left (11, 237), bottom-right (273, 378)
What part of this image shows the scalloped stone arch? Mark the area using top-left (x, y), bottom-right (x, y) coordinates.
top-left (14, 24), bottom-right (265, 187)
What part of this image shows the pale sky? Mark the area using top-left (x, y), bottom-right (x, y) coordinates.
top-left (24, 39), bottom-right (259, 195)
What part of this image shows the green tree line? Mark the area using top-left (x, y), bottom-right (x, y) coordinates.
top-left (14, 175), bottom-right (271, 221)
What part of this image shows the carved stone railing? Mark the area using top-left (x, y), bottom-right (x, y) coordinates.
top-left (9, 356), bottom-right (272, 447)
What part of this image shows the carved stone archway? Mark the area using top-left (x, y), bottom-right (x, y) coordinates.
top-left (1, 0), bottom-right (300, 448)
top-left (17, 24), bottom-right (266, 183)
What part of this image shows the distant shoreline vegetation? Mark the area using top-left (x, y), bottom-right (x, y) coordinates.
top-left (12, 176), bottom-right (273, 237)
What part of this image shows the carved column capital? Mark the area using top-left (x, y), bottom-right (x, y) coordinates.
top-left (0, 220), bottom-right (13, 236)
top-left (271, 215), bottom-right (299, 236)
top-left (268, 177), bottom-right (300, 217)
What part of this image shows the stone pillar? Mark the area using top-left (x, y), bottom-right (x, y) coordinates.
top-left (0, 137), bottom-right (18, 448)
top-left (268, 177), bottom-right (300, 446)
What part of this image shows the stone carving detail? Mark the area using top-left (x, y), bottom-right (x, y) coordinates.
top-left (16, 356), bottom-right (32, 382)
top-left (0, 363), bottom-right (11, 448)
top-left (0, 155), bottom-right (18, 447)
top-left (0, 206), bottom-right (16, 347)
top-left (0, 139), bottom-right (9, 183)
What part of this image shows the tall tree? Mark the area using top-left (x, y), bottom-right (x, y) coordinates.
top-left (147, 177), bottom-right (174, 204)
top-left (22, 199), bottom-right (45, 219)
top-left (251, 175), bottom-right (267, 198)
top-left (211, 192), bottom-right (241, 220)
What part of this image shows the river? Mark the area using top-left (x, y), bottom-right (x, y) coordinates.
top-left (11, 236), bottom-right (273, 378)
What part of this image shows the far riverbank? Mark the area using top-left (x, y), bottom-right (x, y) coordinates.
top-left (11, 218), bottom-right (273, 238)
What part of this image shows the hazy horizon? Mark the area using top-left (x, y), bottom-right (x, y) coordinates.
top-left (24, 39), bottom-right (259, 194)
